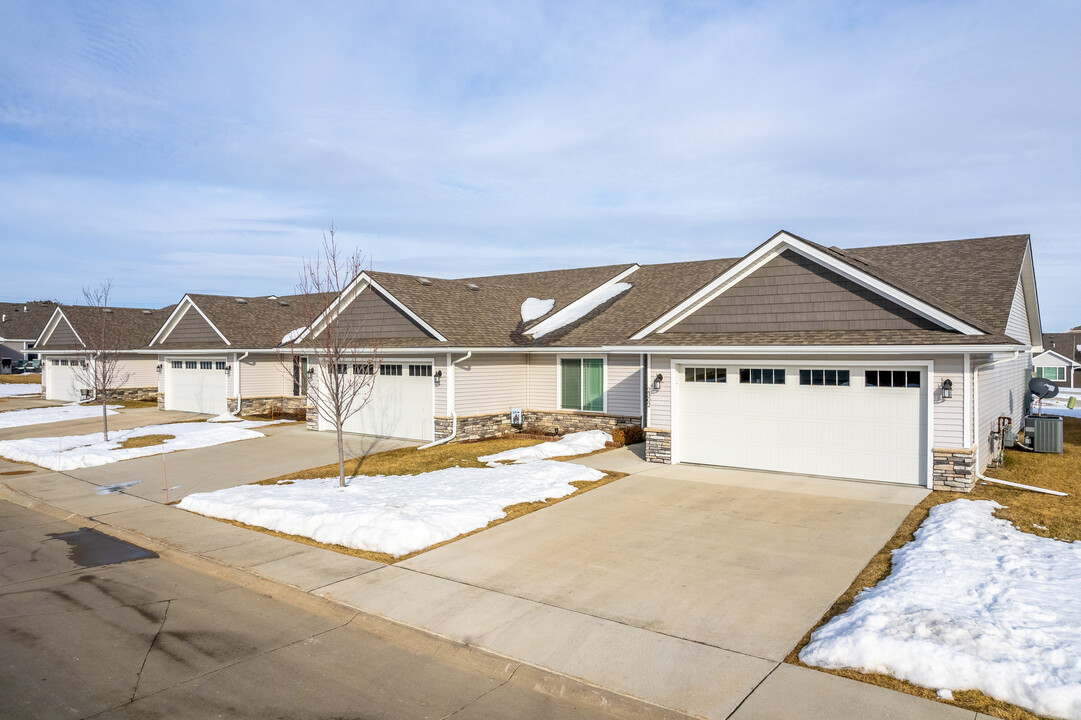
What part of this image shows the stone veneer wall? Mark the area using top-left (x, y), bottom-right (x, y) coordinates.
top-left (645, 429), bottom-right (671, 463)
top-left (433, 410), bottom-right (642, 442)
top-left (109, 387), bottom-right (158, 403)
top-left (932, 446), bottom-right (977, 492)
top-left (229, 396), bottom-right (307, 418)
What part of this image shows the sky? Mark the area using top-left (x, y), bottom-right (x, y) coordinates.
top-left (1, 1), bottom-right (1079, 330)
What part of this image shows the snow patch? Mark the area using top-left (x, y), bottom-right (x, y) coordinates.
top-left (529, 282), bottom-right (631, 338)
top-left (0, 404), bottom-right (121, 429)
top-left (1038, 396), bottom-right (1081, 418)
top-left (0, 383), bottom-right (42, 398)
top-left (0, 419), bottom-right (279, 471)
top-left (281, 327), bottom-right (305, 344)
top-left (179, 460), bottom-right (604, 557)
top-left (478, 430), bottom-right (611, 465)
top-left (207, 413), bottom-right (242, 423)
top-left (520, 298), bottom-right (555, 323)
top-left (800, 499), bottom-right (1081, 720)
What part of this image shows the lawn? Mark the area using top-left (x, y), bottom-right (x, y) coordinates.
top-left (0, 373), bottom-right (41, 384)
top-left (198, 434), bottom-right (625, 565)
top-left (787, 416), bottom-right (1081, 720)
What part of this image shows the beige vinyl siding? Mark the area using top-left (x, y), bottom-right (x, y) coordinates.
top-left (455, 353), bottom-right (529, 415)
top-left (607, 354), bottom-right (642, 416)
top-left (526, 354), bottom-right (558, 410)
top-left (932, 355), bottom-right (965, 447)
top-left (1004, 278), bottom-right (1031, 344)
top-left (433, 354), bottom-right (448, 415)
top-left (239, 355), bottom-right (293, 397)
top-left (647, 354), bottom-right (676, 430)
top-left (116, 355), bottom-right (158, 388)
top-left (976, 352), bottom-right (1031, 471)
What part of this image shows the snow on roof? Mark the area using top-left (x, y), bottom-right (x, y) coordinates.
top-left (529, 282), bottom-right (631, 338)
top-left (520, 298), bottom-right (555, 323)
top-left (281, 327), bottom-right (305, 344)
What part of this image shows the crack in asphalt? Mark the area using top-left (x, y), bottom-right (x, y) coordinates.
top-left (131, 599), bottom-right (171, 703)
top-left (440, 663), bottom-right (521, 720)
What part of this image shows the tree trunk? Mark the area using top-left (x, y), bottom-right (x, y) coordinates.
top-left (336, 420), bottom-right (346, 488)
top-left (101, 394), bottom-right (109, 441)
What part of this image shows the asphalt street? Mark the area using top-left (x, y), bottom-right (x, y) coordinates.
top-left (0, 499), bottom-right (660, 720)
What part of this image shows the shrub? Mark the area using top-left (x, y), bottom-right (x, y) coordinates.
top-left (609, 425), bottom-right (644, 446)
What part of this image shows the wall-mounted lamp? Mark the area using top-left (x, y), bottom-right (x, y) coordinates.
top-left (434, 369), bottom-right (442, 386)
top-left (941, 378), bottom-right (953, 399)
top-left (155, 363), bottom-right (163, 373)
top-left (306, 367), bottom-right (316, 377)
top-left (652, 373), bottom-right (663, 392)
top-left (224, 365), bottom-right (232, 376)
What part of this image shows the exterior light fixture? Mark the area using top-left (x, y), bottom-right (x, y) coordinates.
top-left (652, 373), bottom-right (663, 392)
top-left (434, 369), bottom-right (442, 386)
top-left (224, 365), bottom-right (232, 375)
top-left (155, 364), bottom-right (163, 373)
top-left (942, 378), bottom-right (953, 399)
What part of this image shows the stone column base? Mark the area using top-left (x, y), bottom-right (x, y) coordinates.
top-left (645, 429), bottom-right (671, 464)
top-left (932, 446), bottom-right (977, 492)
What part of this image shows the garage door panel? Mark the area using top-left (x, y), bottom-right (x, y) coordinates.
top-left (328, 367), bottom-right (433, 442)
top-left (164, 360), bottom-right (228, 415)
top-left (45, 363), bottom-right (83, 402)
top-left (677, 365), bottom-right (925, 485)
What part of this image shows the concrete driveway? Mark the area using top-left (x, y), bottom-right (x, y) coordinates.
top-left (322, 450), bottom-right (935, 719)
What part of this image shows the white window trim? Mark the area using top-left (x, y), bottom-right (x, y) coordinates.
top-left (150, 296), bottom-right (231, 346)
top-left (1036, 366), bottom-right (1067, 381)
top-left (555, 353), bottom-right (608, 414)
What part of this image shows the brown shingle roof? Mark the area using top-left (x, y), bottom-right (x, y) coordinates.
top-left (154, 293), bottom-right (336, 349)
top-left (37, 305), bottom-right (174, 351)
top-left (1043, 332), bottom-right (1081, 362)
top-left (0, 302), bottom-right (58, 342)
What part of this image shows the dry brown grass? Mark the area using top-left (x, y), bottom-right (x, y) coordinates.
top-left (113, 434), bottom-right (175, 450)
top-left (786, 416), bottom-right (1081, 720)
top-left (0, 373), bottom-right (41, 384)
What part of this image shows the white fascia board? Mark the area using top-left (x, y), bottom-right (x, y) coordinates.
top-left (602, 344), bottom-right (1026, 355)
top-left (631, 232), bottom-right (984, 339)
top-left (525, 264), bottom-right (640, 337)
top-left (300, 272), bottom-right (447, 344)
top-left (1019, 244), bottom-right (1044, 350)
top-left (35, 308), bottom-right (85, 348)
top-left (150, 296), bottom-right (231, 346)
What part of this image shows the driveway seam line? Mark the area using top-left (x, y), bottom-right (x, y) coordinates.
top-left (394, 565), bottom-right (778, 664)
top-left (722, 661), bottom-right (781, 719)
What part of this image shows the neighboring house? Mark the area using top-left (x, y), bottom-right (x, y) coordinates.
top-left (291, 231), bottom-right (1042, 493)
top-left (1032, 349), bottom-right (1081, 389)
top-left (35, 305), bottom-right (170, 402)
top-left (1042, 330), bottom-right (1081, 388)
top-left (0, 301), bottom-right (56, 373)
top-left (147, 293), bottom-right (332, 415)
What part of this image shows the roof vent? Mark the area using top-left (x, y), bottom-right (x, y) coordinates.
top-left (103, 308), bottom-right (114, 313)
top-left (142, 310), bottom-right (152, 314)
top-left (234, 298), bottom-right (248, 304)
top-left (267, 295), bottom-right (278, 300)
top-left (466, 283), bottom-right (480, 291)
top-left (278, 300), bottom-right (290, 306)
top-left (22, 305), bottom-right (27, 312)
top-left (416, 277), bottom-right (432, 286)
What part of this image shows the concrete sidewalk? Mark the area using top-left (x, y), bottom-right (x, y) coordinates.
top-left (0, 450), bottom-right (991, 720)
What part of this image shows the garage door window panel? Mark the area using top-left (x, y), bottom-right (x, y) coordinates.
top-left (739, 368), bottom-right (785, 385)
top-left (560, 358), bottom-right (603, 412)
top-left (799, 369), bottom-right (850, 387)
top-left (685, 367), bottom-right (726, 383)
top-left (865, 370), bottom-right (921, 388)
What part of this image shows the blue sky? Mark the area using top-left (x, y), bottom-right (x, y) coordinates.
top-left (1, 1), bottom-right (1079, 329)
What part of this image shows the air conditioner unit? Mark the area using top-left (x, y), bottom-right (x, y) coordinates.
top-left (1024, 414), bottom-right (1064, 453)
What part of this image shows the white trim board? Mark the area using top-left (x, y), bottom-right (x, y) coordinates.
top-left (35, 308), bottom-right (85, 348)
top-left (632, 231), bottom-right (985, 340)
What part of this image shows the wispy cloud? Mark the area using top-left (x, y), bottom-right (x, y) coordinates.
top-left (0, 0), bottom-right (1078, 326)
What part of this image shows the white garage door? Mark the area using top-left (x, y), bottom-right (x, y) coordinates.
top-left (324, 362), bottom-right (433, 441)
top-left (45, 359), bottom-right (85, 402)
top-left (676, 365), bottom-right (926, 485)
top-left (164, 359), bottom-right (229, 415)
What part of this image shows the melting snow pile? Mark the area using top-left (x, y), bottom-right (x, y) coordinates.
top-left (0, 383), bottom-right (42, 398)
top-left (0, 404), bottom-right (121, 429)
top-left (520, 297), bottom-right (555, 323)
top-left (800, 500), bottom-right (1081, 720)
top-left (478, 430), bottom-right (611, 465)
top-left (179, 460), bottom-right (604, 557)
top-left (529, 282), bottom-right (631, 338)
top-left (1038, 396), bottom-right (1081, 419)
top-left (0, 419), bottom-right (278, 471)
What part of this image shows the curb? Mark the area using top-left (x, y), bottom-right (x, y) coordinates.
top-left (0, 482), bottom-right (693, 720)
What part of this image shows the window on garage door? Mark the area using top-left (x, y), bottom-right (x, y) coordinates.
top-left (799, 369), bottom-right (850, 386)
top-left (738, 368), bottom-right (785, 384)
top-left (865, 370), bottom-right (921, 388)
top-left (561, 358), bottom-right (603, 411)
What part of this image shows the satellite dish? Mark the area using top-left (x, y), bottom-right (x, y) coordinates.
top-left (1029, 377), bottom-right (1060, 400)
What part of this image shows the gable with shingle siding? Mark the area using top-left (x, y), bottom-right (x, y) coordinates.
top-left (44, 315), bottom-right (83, 348)
top-left (670, 249), bottom-right (944, 334)
top-left (331, 288), bottom-right (432, 340)
top-left (165, 305), bottom-right (223, 344)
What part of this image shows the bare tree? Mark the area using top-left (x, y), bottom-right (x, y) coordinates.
top-left (286, 226), bottom-right (380, 487)
top-left (73, 280), bottom-right (131, 441)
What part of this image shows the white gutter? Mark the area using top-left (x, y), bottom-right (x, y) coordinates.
top-left (417, 351), bottom-right (471, 450)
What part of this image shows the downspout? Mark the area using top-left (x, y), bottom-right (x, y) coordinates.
top-left (417, 351), bottom-right (471, 450)
top-left (235, 352), bottom-right (249, 415)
